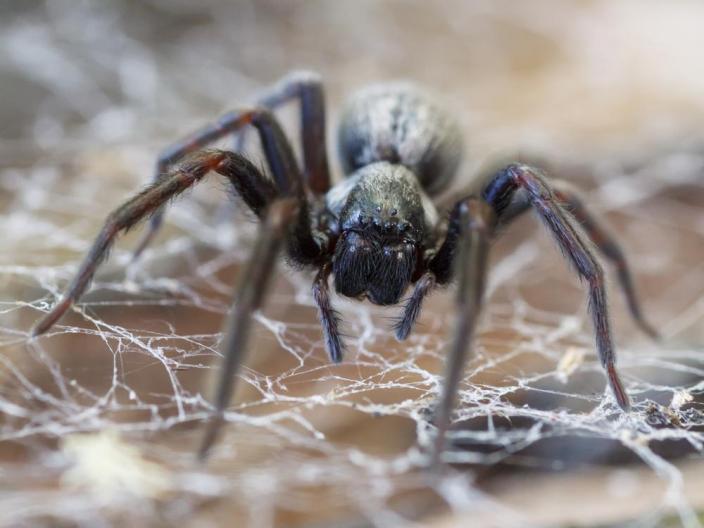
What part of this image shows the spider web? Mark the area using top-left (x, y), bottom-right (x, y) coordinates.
top-left (1, 2), bottom-right (704, 527)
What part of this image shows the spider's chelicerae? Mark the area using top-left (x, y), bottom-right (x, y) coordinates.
top-left (32, 71), bottom-right (657, 463)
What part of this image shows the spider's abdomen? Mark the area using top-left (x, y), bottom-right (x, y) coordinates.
top-left (337, 83), bottom-right (463, 196)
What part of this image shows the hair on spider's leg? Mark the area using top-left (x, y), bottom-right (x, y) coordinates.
top-left (31, 149), bottom-right (285, 338)
top-left (31, 150), bottom-right (230, 337)
top-left (394, 271), bottom-right (436, 341)
top-left (486, 164), bottom-right (632, 410)
top-left (312, 263), bottom-right (346, 363)
top-left (239, 71), bottom-right (332, 195)
top-left (198, 198), bottom-right (298, 462)
top-left (429, 198), bottom-right (495, 468)
top-left (133, 94), bottom-right (328, 260)
top-left (493, 181), bottom-right (659, 341)
top-left (551, 181), bottom-right (660, 341)
top-left (199, 107), bottom-right (328, 459)
top-left (132, 115), bottom-right (255, 260)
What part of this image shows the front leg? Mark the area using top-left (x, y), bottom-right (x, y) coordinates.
top-left (31, 151), bottom-right (231, 336)
top-left (33, 108), bottom-right (325, 336)
top-left (481, 164), bottom-right (631, 409)
top-left (394, 271), bottom-right (436, 341)
top-left (488, 179), bottom-right (658, 340)
top-left (425, 163), bottom-right (634, 466)
top-left (134, 70), bottom-right (331, 257)
top-left (199, 197), bottom-right (301, 461)
top-left (429, 198), bottom-right (496, 466)
top-left (133, 111), bottom-right (257, 258)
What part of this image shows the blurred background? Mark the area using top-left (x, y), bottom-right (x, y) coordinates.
top-left (1, 1), bottom-right (703, 526)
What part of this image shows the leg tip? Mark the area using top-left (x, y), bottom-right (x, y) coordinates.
top-left (394, 309), bottom-right (419, 341)
top-left (394, 324), bottom-right (410, 342)
top-left (329, 349), bottom-right (344, 364)
top-left (327, 337), bottom-right (346, 364)
top-left (30, 320), bottom-right (51, 339)
top-left (197, 414), bottom-right (223, 464)
top-left (31, 297), bottom-right (73, 338)
top-left (607, 365), bottom-right (631, 411)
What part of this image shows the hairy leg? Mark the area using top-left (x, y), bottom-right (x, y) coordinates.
top-left (430, 164), bottom-right (631, 411)
top-left (425, 165), bottom-right (637, 464)
top-left (553, 181), bottom-right (658, 339)
top-left (312, 263), bottom-right (345, 363)
top-left (430, 198), bottom-right (495, 466)
top-left (135, 72), bottom-right (330, 257)
top-left (395, 271), bottom-right (436, 341)
top-left (32, 150), bottom-right (230, 336)
top-left (31, 141), bottom-right (321, 336)
top-left (482, 164), bottom-right (631, 409)
top-left (238, 70), bottom-right (331, 194)
top-left (198, 197), bottom-right (299, 461)
top-left (494, 181), bottom-right (658, 339)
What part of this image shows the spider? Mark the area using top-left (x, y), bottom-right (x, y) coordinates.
top-left (31, 71), bottom-right (657, 464)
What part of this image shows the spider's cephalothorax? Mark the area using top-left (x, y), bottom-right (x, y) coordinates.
top-left (330, 163), bottom-right (432, 305)
top-left (31, 71), bottom-right (658, 465)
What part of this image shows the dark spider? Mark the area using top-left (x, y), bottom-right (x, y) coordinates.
top-left (31, 71), bottom-right (658, 465)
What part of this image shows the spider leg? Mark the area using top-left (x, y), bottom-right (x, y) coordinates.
top-left (133, 115), bottom-right (251, 259)
top-left (198, 197), bottom-right (299, 461)
top-left (32, 122), bottom-right (323, 337)
top-left (134, 72), bottom-right (330, 257)
top-left (236, 70), bottom-right (331, 195)
top-left (395, 271), bottom-right (437, 340)
top-left (479, 164), bottom-right (630, 410)
top-left (430, 198), bottom-right (495, 466)
top-left (32, 150), bottom-right (231, 336)
top-left (553, 182), bottom-right (658, 339)
top-left (426, 165), bottom-right (635, 464)
top-left (312, 263), bottom-right (345, 363)
top-left (199, 99), bottom-right (333, 456)
top-left (494, 181), bottom-right (658, 340)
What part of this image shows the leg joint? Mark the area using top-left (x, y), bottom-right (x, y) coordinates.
top-left (584, 259), bottom-right (605, 287)
top-left (285, 70), bottom-right (322, 87)
top-left (457, 198), bottom-right (496, 234)
top-left (265, 198), bottom-right (299, 230)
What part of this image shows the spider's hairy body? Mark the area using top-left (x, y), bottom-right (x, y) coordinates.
top-left (326, 83), bottom-right (460, 305)
top-left (338, 83), bottom-right (463, 195)
top-left (31, 71), bottom-right (658, 465)
top-left (326, 162), bottom-right (436, 305)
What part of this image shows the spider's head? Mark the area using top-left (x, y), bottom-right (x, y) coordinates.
top-left (331, 162), bottom-right (433, 305)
